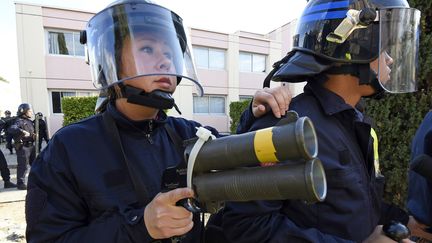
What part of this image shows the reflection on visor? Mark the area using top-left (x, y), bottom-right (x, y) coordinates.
top-left (377, 8), bottom-right (420, 93)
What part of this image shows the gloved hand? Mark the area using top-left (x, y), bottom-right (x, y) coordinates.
top-left (22, 130), bottom-right (31, 137)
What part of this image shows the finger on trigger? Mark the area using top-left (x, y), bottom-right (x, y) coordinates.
top-left (165, 188), bottom-right (194, 205)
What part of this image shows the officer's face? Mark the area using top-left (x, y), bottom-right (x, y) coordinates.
top-left (370, 51), bottom-right (394, 83)
top-left (120, 32), bottom-right (177, 94)
top-left (25, 109), bottom-right (33, 118)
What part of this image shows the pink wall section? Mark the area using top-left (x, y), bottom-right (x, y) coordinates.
top-left (43, 7), bottom-right (94, 90)
top-left (197, 68), bottom-right (228, 94)
top-left (239, 72), bottom-right (267, 96)
top-left (191, 29), bottom-right (229, 49)
top-left (193, 114), bottom-right (229, 133)
top-left (239, 37), bottom-right (270, 54)
top-left (43, 8), bottom-right (92, 30)
top-left (45, 56), bottom-right (93, 89)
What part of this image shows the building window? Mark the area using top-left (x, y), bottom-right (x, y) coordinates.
top-left (193, 46), bottom-right (225, 70)
top-left (48, 30), bottom-right (84, 56)
top-left (239, 52), bottom-right (266, 73)
top-left (239, 95), bottom-right (253, 102)
top-left (51, 91), bottom-right (97, 114)
top-left (193, 95), bottom-right (226, 114)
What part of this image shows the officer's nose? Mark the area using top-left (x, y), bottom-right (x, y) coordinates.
top-left (384, 51), bottom-right (393, 66)
top-left (156, 53), bottom-right (172, 72)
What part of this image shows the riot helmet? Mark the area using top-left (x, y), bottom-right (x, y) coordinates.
top-left (17, 103), bottom-right (32, 118)
top-left (269, 0), bottom-right (421, 94)
top-left (80, 0), bottom-right (203, 100)
top-left (4, 110), bottom-right (11, 117)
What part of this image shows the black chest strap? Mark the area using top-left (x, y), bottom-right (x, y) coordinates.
top-left (102, 111), bottom-right (149, 204)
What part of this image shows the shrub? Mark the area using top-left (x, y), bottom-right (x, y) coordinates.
top-left (229, 100), bottom-right (251, 134)
top-left (62, 96), bottom-right (98, 126)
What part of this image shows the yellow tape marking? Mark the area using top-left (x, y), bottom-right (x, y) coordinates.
top-left (254, 127), bottom-right (278, 163)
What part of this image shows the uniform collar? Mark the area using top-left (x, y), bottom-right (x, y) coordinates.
top-left (304, 81), bottom-right (355, 116)
top-left (106, 101), bottom-right (168, 133)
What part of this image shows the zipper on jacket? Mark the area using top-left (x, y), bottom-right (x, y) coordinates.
top-left (146, 120), bottom-right (154, 144)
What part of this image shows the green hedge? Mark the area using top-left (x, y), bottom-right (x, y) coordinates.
top-left (62, 96), bottom-right (98, 126)
top-left (229, 100), bottom-right (250, 134)
top-left (366, 93), bottom-right (432, 206)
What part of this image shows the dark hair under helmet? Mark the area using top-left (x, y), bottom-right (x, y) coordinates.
top-left (17, 103), bottom-right (32, 117)
top-left (268, 0), bottom-right (421, 94)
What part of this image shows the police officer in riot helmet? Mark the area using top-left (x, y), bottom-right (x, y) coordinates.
top-left (9, 103), bottom-right (36, 190)
top-left (2, 110), bottom-right (16, 154)
top-left (25, 0), bottom-right (291, 241)
top-left (33, 112), bottom-right (49, 153)
top-left (217, 0), bottom-right (431, 242)
top-left (0, 110), bottom-right (17, 188)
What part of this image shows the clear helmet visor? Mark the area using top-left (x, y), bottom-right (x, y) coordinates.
top-left (86, 3), bottom-right (203, 96)
top-left (376, 8), bottom-right (421, 93)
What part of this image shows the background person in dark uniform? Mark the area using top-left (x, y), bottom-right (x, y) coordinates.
top-left (407, 111), bottom-right (432, 240)
top-left (9, 103), bottom-right (36, 190)
top-left (2, 110), bottom-right (16, 154)
top-left (24, 0), bottom-right (291, 242)
top-left (0, 115), bottom-right (17, 188)
top-left (0, 146), bottom-right (16, 188)
top-left (33, 112), bottom-right (49, 153)
top-left (213, 0), bottom-right (430, 242)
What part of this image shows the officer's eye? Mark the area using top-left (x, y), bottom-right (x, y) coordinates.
top-left (164, 51), bottom-right (173, 60)
top-left (139, 46), bottom-right (153, 54)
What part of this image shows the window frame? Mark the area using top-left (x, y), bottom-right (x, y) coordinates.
top-left (50, 90), bottom-right (98, 114)
top-left (193, 46), bottom-right (226, 70)
top-left (239, 51), bottom-right (266, 73)
top-left (239, 95), bottom-right (253, 102)
top-left (46, 29), bottom-right (85, 58)
top-left (193, 95), bottom-right (226, 115)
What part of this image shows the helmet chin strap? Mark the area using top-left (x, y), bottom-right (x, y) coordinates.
top-left (326, 64), bottom-right (386, 100)
top-left (118, 83), bottom-right (182, 114)
top-left (364, 78), bottom-right (386, 100)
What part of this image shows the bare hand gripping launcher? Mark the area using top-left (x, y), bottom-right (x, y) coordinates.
top-left (162, 111), bottom-right (327, 213)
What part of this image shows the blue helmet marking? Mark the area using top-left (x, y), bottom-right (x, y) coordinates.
top-left (301, 10), bottom-right (348, 23)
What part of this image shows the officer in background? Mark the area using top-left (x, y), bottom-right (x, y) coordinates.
top-left (1, 110), bottom-right (16, 154)
top-left (407, 111), bottom-right (432, 241)
top-left (0, 143), bottom-right (17, 188)
top-left (0, 113), bottom-right (17, 188)
top-left (215, 0), bottom-right (429, 242)
top-left (9, 103), bottom-right (36, 190)
top-left (33, 112), bottom-right (49, 153)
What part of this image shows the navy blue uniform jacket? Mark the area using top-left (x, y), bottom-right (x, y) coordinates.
top-left (9, 117), bottom-right (35, 143)
top-left (25, 103), bottom-right (225, 242)
top-left (220, 82), bottom-right (407, 243)
top-left (407, 111), bottom-right (432, 225)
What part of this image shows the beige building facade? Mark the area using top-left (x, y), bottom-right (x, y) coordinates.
top-left (15, 2), bottom-right (301, 136)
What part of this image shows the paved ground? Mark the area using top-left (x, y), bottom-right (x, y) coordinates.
top-left (0, 142), bottom-right (40, 243)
